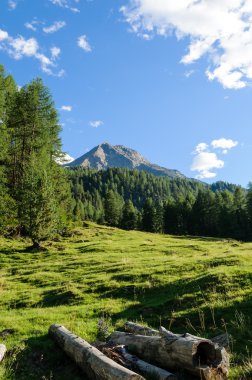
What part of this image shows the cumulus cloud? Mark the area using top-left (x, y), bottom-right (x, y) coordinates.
top-left (49, 0), bottom-right (80, 13)
top-left (194, 142), bottom-right (208, 154)
top-left (61, 105), bottom-right (72, 111)
top-left (191, 152), bottom-right (224, 179)
top-left (0, 30), bottom-right (9, 41)
top-left (0, 28), bottom-right (63, 76)
top-left (191, 137), bottom-right (238, 179)
top-left (43, 21), bottom-right (66, 34)
top-left (78, 35), bottom-right (92, 52)
top-left (121, 0), bottom-right (252, 89)
top-left (89, 120), bottom-right (103, 128)
top-left (211, 138), bottom-right (238, 151)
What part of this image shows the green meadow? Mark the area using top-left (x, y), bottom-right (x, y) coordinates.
top-left (0, 223), bottom-right (252, 379)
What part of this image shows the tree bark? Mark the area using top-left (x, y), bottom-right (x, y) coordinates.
top-left (124, 322), bottom-right (159, 336)
top-left (124, 322), bottom-right (231, 349)
top-left (109, 328), bottom-right (229, 380)
top-left (211, 334), bottom-right (231, 349)
top-left (49, 324), bottom-right (145, 380)
top-left (116, 345), bottom-right (177, 380)
top-left (0, 344), bottom-right (6, 363)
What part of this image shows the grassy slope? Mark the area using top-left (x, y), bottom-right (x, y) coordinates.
top-left (0, 223), bottom-right (252, 379)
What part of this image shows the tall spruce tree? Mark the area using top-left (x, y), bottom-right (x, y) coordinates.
top-left (0, 66), bottom-right (17, 234)
top-left (142, 198), bottom-right (156, 232)
top-left (7, 78), bottom-right (71, 246)
top-left (121, 199), bottom-right (137, 230)
top-left (104, 190), bottom-right (123, 226)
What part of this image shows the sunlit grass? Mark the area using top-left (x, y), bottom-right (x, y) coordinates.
top-left (0, 222), bottom-right (252, 379)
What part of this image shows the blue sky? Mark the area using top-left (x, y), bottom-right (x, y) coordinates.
top-left (1, 0), bottom-right (252, 186)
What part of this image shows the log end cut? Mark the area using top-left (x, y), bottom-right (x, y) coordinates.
top-left (192, 339), bottom-right (229, 380)
top-left (0, 344), bottom-right (7, 363)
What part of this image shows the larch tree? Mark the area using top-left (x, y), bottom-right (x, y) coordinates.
top-left (7, 78), bottom-right (71, 247)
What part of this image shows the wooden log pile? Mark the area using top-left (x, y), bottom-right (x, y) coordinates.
top-left (49, 322), bottom-right (230, 380)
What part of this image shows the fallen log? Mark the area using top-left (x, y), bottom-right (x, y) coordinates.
top-left (0, 344), bottom-right (6, 363)
top-left (125, 321), bottom-right (232, 349)
top-left (109, 328), bottom-right (229, 380)
top-left (124, 322), bottom-right (159, 336)
top-left (49, 324), bottom-right (145, 380)
top-left (211, 334), bottom-right (231, 349)
top-left (116, 345), bottom-right (177, 380)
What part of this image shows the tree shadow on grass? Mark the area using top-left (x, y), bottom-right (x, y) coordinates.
top-left (5, 334), bottom-right (86, 380)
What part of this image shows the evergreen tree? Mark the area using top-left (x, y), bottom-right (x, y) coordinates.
top-left (142, 198), bottom-right (156, 232)
top-left (104, 190), bottom-right (123, 226)
top-left (232, 187), bottom-right (248, 240)
top-left (6, 78), bottom-right (71, 245)
top-left (246, 183), bottom-right (252, 239)
top-left (121, 199), bottom-right (137, 230)
top-left (0, 66), bottom-right (17, 234)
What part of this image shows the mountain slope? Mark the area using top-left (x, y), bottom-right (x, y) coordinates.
top-left (67, 142), bottom-right (185, 178)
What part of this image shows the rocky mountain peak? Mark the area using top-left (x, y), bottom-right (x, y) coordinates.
top-left (67, 143), bottom-right (185, 178)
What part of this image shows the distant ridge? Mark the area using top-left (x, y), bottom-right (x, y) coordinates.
top-left (67, 142), bottom-right (185, 178)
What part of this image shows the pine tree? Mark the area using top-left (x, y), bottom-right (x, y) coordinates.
top-left (246, 183), bottom-right (252, 240)
top-left (142, 198), bottom-right (156, 232)
top-left (104, 190), bottom-right (123, 226)
top-left (121, 199), bottom-right (137, 230)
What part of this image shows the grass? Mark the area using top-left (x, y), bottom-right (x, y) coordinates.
top-left (0, 222), bottom-right (252, 379)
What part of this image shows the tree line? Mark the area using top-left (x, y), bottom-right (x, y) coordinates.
top-left (69, 167), bottom-right (252, 241)
top-left (1, 64), bottom-right (252, 244)
top-left (0, 65), bottom-right (71, 247)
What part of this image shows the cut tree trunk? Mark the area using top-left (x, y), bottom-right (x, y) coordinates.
top-left (0, 344), bottom-right (6, 363)
top-left (116, 345), bottom-right (177, 380)
top-left (109, 328), bottom-right (229, 380)
top-left (49, 324), bottom-right (145, 380)
top-left (124, 322), bottom-right (159, 336)
top-left (211, 334), bottom-right (231, 349)
top-left (125, 322), bottom-right (231, 349)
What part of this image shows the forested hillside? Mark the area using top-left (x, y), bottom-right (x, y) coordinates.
top-left (1, 63), bottom-right (252, 243)
top-left (69, 167), bottom-right (252, 241)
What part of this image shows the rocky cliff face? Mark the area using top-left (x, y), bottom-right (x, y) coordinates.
top-left (67, 143), bottom-right (185, 178)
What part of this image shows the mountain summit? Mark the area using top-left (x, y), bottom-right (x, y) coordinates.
top-left (67, 143), bottom-right (185, 178)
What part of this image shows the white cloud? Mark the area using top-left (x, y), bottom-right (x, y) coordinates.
top-left (25, 22), bottom-right (37, 32)
top-left (0, 30), bottom-right (9, 41)
top-left (8, 0), bottom-right (17, 10)
top-left (49, 0), bottom-right (80, 12)
top-left (211, 138), bottom-right (238, 150)
top-left (78, 35), bottom-right (92, 52)
top-left (43, 21), bottom-right (66, 34)
top-left (89, 120), bottom-right (103, 128)
top-left (61, 105), bottom-right (72, 111)
top-left (51, 47), bottom-right (61, 59)
top-left (191, 152), bottom-right (224, 179)
top-left (191, 137), bottom-right (239, 179)
top-left (122, 0), bottom-right (252, 89)
top-left (194, 142), bottom-right (208, 153)
top-left (0, 29), bottom-right (63, 76)
top-left (25, 20), bottom-right (44, 32)
top-left (9, 36), bottom-right (39, 58)
top-left (184, 69), bottom-right (195, 78)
